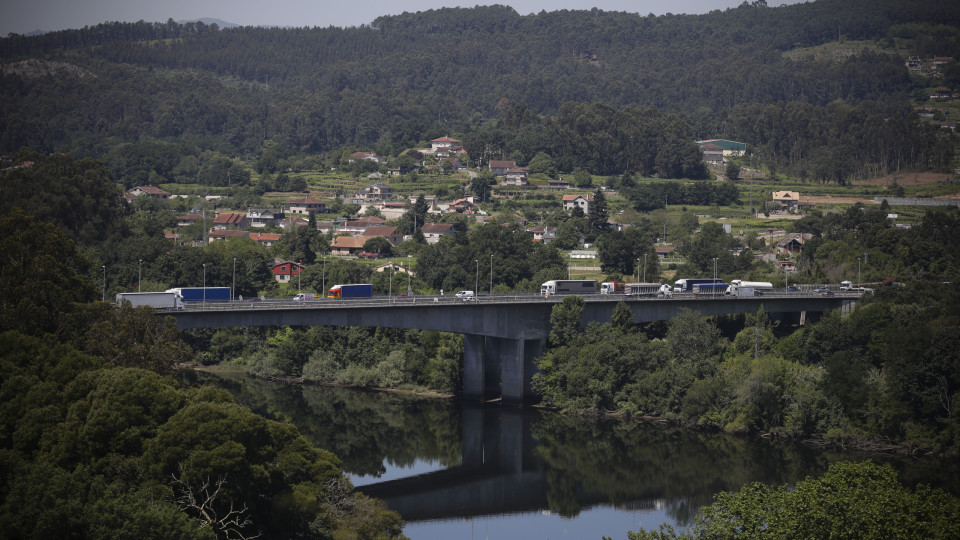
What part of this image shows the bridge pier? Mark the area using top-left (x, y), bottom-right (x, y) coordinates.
top-left (463, 335), bottom-right (545, 404)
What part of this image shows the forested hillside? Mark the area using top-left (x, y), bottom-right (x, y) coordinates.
top-left (1, 0), bottom-right (958, 184)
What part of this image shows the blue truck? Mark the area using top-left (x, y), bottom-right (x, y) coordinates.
top-left (327, 284), bottom-right (373, 299)
top-left (166, 287), bottom-right (231, 302)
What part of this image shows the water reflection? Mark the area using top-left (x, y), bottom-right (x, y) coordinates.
top-left (197, 371), bottom-right (959, 536)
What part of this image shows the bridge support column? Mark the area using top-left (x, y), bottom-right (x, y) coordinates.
top-left (484, 337), bottom-right (502, 397)
top-left (500, 337), bottom-right (545, 406)
top-left (463, 334), bottom-right (486, 401)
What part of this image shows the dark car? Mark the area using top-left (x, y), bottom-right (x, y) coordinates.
top-left (786, 286), bottom-right (801, 293)
top-left (820, 290), bottom-right (835, 296)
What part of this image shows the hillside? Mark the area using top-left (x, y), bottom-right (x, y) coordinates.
top-left (0, 0), bottom-right (958, 185)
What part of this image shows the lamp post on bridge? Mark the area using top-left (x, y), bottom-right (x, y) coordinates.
top-left (643, 253), bottom-right (647, 283)
top-left (102, 265), bottom-right (105, 302)
top-left (475, 260), bottom-right (479, 295)
top-left (712, 257), bottom-right (718, 297)
top-left (232, 257), bottom-right (236, 301)
top-left (202, 263), bottom-right (206, 308)
top-left (138, 259), bottom-right (142, 293)
top-left (489, 254), bottom-right (493, 296)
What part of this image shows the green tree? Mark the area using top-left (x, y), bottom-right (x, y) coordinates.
top-left (549, 295), bottom-right (585, 347)
top-left (725, 162), bottom-right (741, 181)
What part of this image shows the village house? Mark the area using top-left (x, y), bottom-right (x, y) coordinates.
top-left (355, 183), bottom-right (394, 201)
top-left (563, 194), bottom-right (593, 214)
top-left (699, 143), bottom-right (724, 164)
top-left (247, 208), bottom-right (284, 228)
top-left (420, 223), bottom-right (455, 244)
top-left (430, 136), bottom-right (462, 155)
top-left (316, 221), bottom-right (335, 235)
top-left (488, 160), bottom-right (518, 176)
top-left (330, 235), bottom-right (367, 256)
top-left (695, 139), bottom-right (747, 157)
top-left (501, 167), bottom-right (529, 186)
top-left (546, 179), bottom-right (572, 190)
top-left (527, 225), bottom-right (557, 243)
top-left (271, 259), bottom-right (302, 283)
top-left (248, 232), bottom-right (283, 248)
top-left (212, 212), bottom-right (247, 230)
top-left (772, 191), bottom-right (801, 211)
top-left (127, 185), bottom-right (170, 200)
top-left (279, 216), bottom-right (310, 229)
top-left (286, 198), bottom-right (326, 215)
top-left (176, 213), bottom-right (202, 227)
top-left (208, 229), bottom-right (250, 243)
top-left (349, 151), bottom-right (382, 163)
top-left (448, 198), bottom-right (480, 214)
top-left (777, 233), bottom-right (813, 255)
top-left (362, 225), bottom-right (403, 245)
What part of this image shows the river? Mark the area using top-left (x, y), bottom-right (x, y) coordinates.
top-left (190, 371), bottom-right (959, 540)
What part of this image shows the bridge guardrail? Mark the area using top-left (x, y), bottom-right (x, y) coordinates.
top-left (157, 290), bottom-right (862, 314)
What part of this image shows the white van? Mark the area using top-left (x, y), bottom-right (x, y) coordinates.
top-left (455, 290), bottom-right (475, 301)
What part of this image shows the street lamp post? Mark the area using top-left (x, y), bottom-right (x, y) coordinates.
top-left (389, 263), bottom-right (393, 298)
top-left (202, 263), bottom-right (206, 308)
top-left (298, 260), bottom-right (301, 293)
top-left (475, 260), bottom-right (479, 295)
top-left (643, 253), bottom-right (647, 283)
top-left (489, 254), bottom-right (493, 296)
top-left (857, 257), bottom-right (861, 288)
top-left (713, 257), bottom-right (718, 297)
top-left (232, 257), bottom-right (236, 301)
top-left (138, 259), bottom-right (142, 293)
top-left (322, 256), bottom-right (326, 298)
top-left (102, 265), bottom-right (106, 302)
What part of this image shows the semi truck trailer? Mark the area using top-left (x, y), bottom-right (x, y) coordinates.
top-left (116, 291), bottom-right (185, 309)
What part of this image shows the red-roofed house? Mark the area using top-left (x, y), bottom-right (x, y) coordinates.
top-left (330, 235), bottom-right (367, 256)
top-left (431, 136), bottom-right (461, 154)
top-left (700, 143), bottom-right (724, 164)
top-left (489, 160), bottom-right (517, 176)
top-left (271, 259), bottom-right (303, 283)
top-left (249, 232), bottom-right (283, 247)
top-left (563, 194), bottom-right (593, 214)
top-left (212, 212), bottom-right (247, 230)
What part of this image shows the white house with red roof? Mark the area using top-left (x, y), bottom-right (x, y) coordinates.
top-left (563, 194), bottom-right (593, 214)
top-left (431, 136), bottom-right (461, 154)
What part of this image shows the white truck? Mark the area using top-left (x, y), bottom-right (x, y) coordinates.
top-left (116, 291), bottom-right (185, 310)
top-left (727, 280), bottom-right (773, 296)
top-left (292, 293), bottom-right (315, 301)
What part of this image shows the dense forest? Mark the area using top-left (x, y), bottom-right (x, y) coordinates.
top-left (1, 0), bottom-right (958, 184)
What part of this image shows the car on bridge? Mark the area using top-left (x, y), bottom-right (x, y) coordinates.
top-left (455, 290), bottom-right (476, 301)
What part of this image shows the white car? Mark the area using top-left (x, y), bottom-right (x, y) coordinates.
top-left (455, 290), bottom-right (475, 301)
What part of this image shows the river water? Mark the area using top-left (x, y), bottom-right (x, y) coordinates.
top-left (194, 371), bottom-right (959, 540)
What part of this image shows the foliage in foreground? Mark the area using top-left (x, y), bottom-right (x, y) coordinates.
top-left (608, 461), bottom-right (960, 540)
top-left (0, 210), bottom-right (406, 539)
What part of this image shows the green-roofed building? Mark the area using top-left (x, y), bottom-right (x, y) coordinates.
top-left (695, 139), bottom-right (747, 156)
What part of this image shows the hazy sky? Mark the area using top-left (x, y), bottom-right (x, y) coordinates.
top-left (2, 1), bottom-right (805, 37)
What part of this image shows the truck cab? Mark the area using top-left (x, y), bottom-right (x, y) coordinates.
top-left (840, 281), bottom-right (853, 291)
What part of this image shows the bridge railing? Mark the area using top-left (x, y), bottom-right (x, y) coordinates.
top-left (158, 289), bottom-right (861, 313)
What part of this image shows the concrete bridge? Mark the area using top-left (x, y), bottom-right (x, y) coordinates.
top-left (166, 292), bottom-right (857, 404)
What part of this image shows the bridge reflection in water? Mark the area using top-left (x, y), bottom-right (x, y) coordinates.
top-left (358, 405), bottom-right (661, 522)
